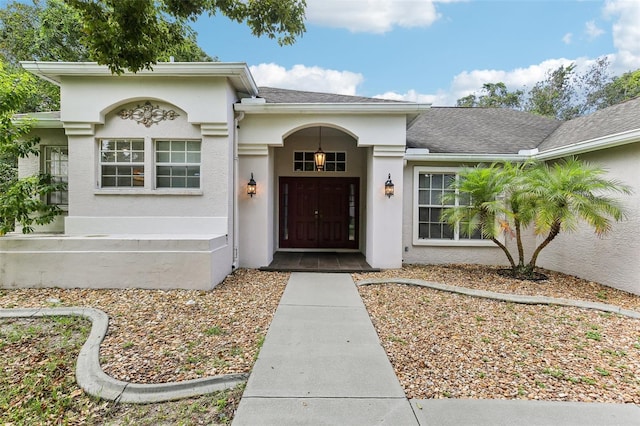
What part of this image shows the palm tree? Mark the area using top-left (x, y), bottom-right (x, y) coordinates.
top-left (522, 157), bottom-right (631, 273)
top-left (443, 158), bottom-right (631, 279)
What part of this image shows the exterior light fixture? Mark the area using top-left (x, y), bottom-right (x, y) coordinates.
top-left (314, 126), bottom-right (326, 171)
top-left (247, 173), bottom-right (257, 197)
top-left (385, 173), bottom-right (395, 198)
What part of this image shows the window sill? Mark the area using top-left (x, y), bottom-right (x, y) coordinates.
top-left (94, 189), bottom-right (203, 196)
top-left (412, 238), bottom-right (497, 247)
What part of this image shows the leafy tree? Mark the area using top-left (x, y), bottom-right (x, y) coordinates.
top-left (443, 159), bottom-right (631, 278)
top-left (0, 62), bottom-right (64, 234)
top-left (456, 82), bottom-right (524, 109)
top-left (0, 0), bottom-right (216, 111)
top-left (525, 64), bottom-right (581, 121)
top-left (593, 69), bottom-right (640, 110)
top-left (64, 0), bottom-right (307, 73)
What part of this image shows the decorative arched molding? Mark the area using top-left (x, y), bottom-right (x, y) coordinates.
top-left (97, 97), bottom-right (188, 125)
top-left (282, 122), bottom-right (359, 142)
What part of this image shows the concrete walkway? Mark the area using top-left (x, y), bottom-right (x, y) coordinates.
top-left (233, 272), bottom-right (640, 426)
top-left (232, 272), bottom-right (418, 425)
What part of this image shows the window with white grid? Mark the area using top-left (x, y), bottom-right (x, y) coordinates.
top-left (99, 139), bottom-right (145, 188)
top-left (155, 140), bottom-right (201, 188)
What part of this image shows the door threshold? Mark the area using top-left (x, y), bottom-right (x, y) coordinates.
top-left (277, 248), bottom-right (361, 253)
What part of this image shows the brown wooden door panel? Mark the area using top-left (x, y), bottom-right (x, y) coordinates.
top-left (280, 177), bottom-right (358, 249)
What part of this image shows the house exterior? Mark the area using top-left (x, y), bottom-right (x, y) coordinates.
top-left (1, 62), bottom-right (638, 295)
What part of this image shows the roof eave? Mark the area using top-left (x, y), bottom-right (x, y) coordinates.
top-left (19, 61), bottom-right (259, 95)
top-left (536, 128), bottom-right (640, 160)
top-left (234, 102), bottom-right (431, 117)
top-left (405, 151), bottom-right (530, 162)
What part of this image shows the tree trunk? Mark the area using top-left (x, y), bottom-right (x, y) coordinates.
top-left (514, 218), bottom-right (525, 267)
top-left (528, 220), bottom-right (562, 270)
top-left (491, 237), bottom-right (516, 269)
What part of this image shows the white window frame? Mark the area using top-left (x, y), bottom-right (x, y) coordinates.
top-left (98, 138), bottom-right (145, 189)
top-left (155, 139), bottom-right (201, 189)
top-left (95, 137), bottom-right (202, 195)
top-left (413, 166), bottom-right (494, 246)
top-left (42, 145), bottom-right (69, 209)
top-left (293, 150), bottom-right (347, 172)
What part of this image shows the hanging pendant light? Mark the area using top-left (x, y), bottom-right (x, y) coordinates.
top-left (314, 126), bottom-right (326, 171)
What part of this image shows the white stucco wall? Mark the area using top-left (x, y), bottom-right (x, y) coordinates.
top-left (236, 112), bottom-right (407, 269)
top-left (4, 68), bottom-right (241, 290)
top-left (538, 144), bottom-right (640, 295)
top-left (57, 74), bottom-right (237, 237)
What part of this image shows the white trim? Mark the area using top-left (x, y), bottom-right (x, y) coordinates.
top-left (234, 103), bottom-right (431, 115)
top-left (535, 128), bottom-right (640, 160)
top-left (20, 61), bottom-right (259, 95)
top-left (405, 151), bottom-right (528, 162)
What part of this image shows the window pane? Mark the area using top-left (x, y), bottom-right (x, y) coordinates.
top-left (186, 152), bottom-right (200, 163)
top-left (131, 140), bottom-right (144, 151)
top-left (186, 166), bottom-right (200, 177)
top-left (172, 177), bottom-right (186, 187)
top-left (418, 189), bottom-right (428, 204)
top-left (419, 207), bottom-right (428, 222)
top-left (172, 167), bottom-right (186, 177)
top-left (157, 152), bottom-right (170, 162)
top-left (117, 176), bottom-right (132, 186)
top-left (157, 140), bottom-right (170, 151)
top-left (337, 152), bottom-right (346, 161)
top-left (171, 152), bottom-right (186, 163)
top-left (101, 176), bottom-right (116, 186)
top-left (432, 174), bottom-right (443, 189)
top-left (172, 141), bottom-right (185, 151)
top-left (336, 163), bottom-right (346, 172)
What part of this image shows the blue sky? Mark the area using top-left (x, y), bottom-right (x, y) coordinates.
top-left (192, 0), bottom-right (640, 105)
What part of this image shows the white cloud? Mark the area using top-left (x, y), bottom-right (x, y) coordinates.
top-left (249, 63), bottom-right (364, 95)
top-left (377, 58), bottom-right (606, 106)
top-left (562, 32), bottom-right (573, 44)
top-left (305, 0), bottom-right (445, 33)
top-left (584, 20), bottom-right (604, 40)
top-left (604, 0), bottom-right (640, 72)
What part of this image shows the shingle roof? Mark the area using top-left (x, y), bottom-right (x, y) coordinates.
top-left (257, 87), bottom-right (406, 104)
top-left (537, 96), bottom-right (640, 152)
top-left (407, 107), bottom-right (561, 154)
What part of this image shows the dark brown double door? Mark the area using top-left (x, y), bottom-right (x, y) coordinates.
top-left (279, 177), bottom-right (359, 249)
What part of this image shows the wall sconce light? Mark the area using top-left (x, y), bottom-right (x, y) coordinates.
top-left (314, 126), bottom-right (326, 171)
top-left (385, 173), bottom-right (395, 198)
top-left (247, 173), bottom-right (257, 197)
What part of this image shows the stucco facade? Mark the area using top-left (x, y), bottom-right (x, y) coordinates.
top-left (538, 143), bottom-right (640, 294)
top-left (2, 61), bottom-right (639, 295)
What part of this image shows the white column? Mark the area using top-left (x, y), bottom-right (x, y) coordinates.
top-left (238, 144), bottom-right (274, 268)
top-left (365, 145), bottom-right (405, 269)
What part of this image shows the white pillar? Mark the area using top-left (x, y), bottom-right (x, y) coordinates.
top-left (238, 144), bottom-right (274, 268)
top-left (365, 145), bottom-right (405, 269)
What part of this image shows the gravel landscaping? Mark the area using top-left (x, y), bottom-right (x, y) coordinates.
top-left (1, 264), bottom-right (639, 407)
top-left (354, 264), bottom-right (640, 404)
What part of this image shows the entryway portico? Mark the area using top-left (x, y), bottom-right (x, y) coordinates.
top-left (235, 94), bottom-right (428, 271)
